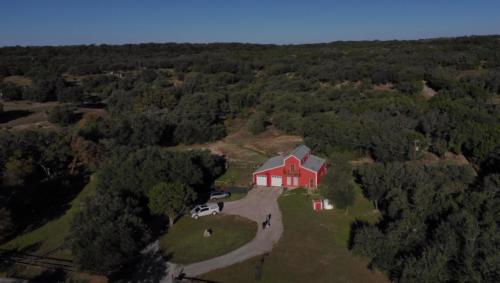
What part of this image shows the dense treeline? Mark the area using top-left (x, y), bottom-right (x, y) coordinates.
top-left (352, 158), bottom-right (500, 282)
top-left (0, 127), bottom-right (226, 275)
top-left (0, 129), bottom-right (88, 241)
top-left (71, 147), bottom-right (225, 274)
top-left (2, 36), bottom-right (498, 164)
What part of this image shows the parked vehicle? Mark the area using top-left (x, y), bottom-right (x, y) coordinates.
top-left (209, 191), bottom-right (231, 200)
top-left (191, 203), bottom-right (220, 219)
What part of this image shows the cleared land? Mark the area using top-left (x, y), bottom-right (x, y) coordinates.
top-left (0, 101), bottom-right (58, 129)
top-left (160, 215), bottom-right (257, 264)
top-left (0, 100), bottom-right (107, 130)
top-left (3, 76), bottom-right (33, 87)
top-left (201, 189), bottom-right (388, 283)
top-left (174, 118), bottom-right (303, 188)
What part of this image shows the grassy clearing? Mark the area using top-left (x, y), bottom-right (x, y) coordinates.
top-left (160, 215), bottom-right (257, 264)
top-left (1, 177), bottom-right (98, 260)
top-left (202, 189), bottom-right (388, 283)
top-left (215, 163), bottom-right (255, 188)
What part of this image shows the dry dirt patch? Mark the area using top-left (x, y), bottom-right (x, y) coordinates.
top-left (421, 81), bottom-right (437, 99)
top-left (1, 100), bottom-right (108, 130)
top-left (170, 119), bottom-right (303, 164)
top-left (3, 76), bottom-right (33, 86)
top-left (1, 101), bottom-right (58, 129)
top-left (373, 83), bottom-right (394, 91)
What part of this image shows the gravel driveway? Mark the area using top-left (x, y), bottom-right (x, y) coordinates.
top-left (161, 186), bottom-right (283, 282)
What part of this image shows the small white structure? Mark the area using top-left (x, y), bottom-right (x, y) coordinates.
top-left (323, 199), bottom-right (334, 210)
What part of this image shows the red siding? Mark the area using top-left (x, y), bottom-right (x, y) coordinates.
top-left (253, 166), bottom-right (286, 187)
top-left (253, 155), bottom-right (326, 189)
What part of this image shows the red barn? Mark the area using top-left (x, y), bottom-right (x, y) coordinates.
top-left (252, 145), bottom-right (327, 189)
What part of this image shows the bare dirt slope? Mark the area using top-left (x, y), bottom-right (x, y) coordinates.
top-left (174, 119), bottom-right (303, 163)
top-left (0, 101), bottom-right (107, 130)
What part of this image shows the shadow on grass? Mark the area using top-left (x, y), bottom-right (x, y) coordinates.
top-left (113, 247), bottom-right (170, 283)
top-left (2, 174), bottom-right (89, 242)
top-left (31, 268), bottom-right (66, 282)
top-left (0, 242), bottom-right (43, 273)
top-left (0, 110), bottom-right (33, 124)
top-left (347, 219), bottom-right (371, 250)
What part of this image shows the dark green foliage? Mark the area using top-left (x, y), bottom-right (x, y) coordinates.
top-left (248, 111), bottom-right (266, 134)
top-left (171, 93), bottom-right (227, 144)
top-left (0, 208), bottom-right (14, 242)
top-left (0, 83), bottom-right (24, 100)
top-left (147, 181), bottom-right (196, 226)
top-left (272, 111), bottom-right (303, 135)
top-left (319, 155), bottom-right (356, 212)
top-left (0, 129), bottom-right (74, 182)
top-left (351, 163), bottom-right (500, 282)
top-left (70, 190), bottom-right (151, 275)
top-left (1, 36), bottom-right (500, 280)
top-left (96, 147), bottom-right (225, 196)
top-left (107, 90), bottom-right (135, 113)
top-left (0, 129), bottom-right (86, 242)
top-left (47, 105), bottom-right (76, 126)
top-left (68, 146), bottom-right (224, 274)
top-left (106, 113), bottom-right (172, 147)
top-left (56, 86), bottom-right (87, 104)
top-left (2, 37), bottom-right (498, 163)
top-left (21, 76), bottom-right (65, 102)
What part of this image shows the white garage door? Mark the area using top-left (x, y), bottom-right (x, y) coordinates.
top-left (271, 176), bottom-right (282, 187)
top-left (256, 175), bottom-right (267, 186)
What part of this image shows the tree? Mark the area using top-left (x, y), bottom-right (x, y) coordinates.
top-left (171, 93), bottom-right (227, 144)
top-left (0, 83), bottom-right (23, 100)
top-left (70, 191), bottom-right (151, 275)
top-left (47, 105), bottom-right (76, 126)
top-left (147, 182), bottom-right (196, 227)
top-left (319, 155), bottom-right (356, 213)
top-left (248, 111), bottom-right (266, 134)
top-left (0, 207), bottom-right (14, 242)
top-left (3, 157), bottom-right (35, 186)
top-left (356, 163), bottom-right (394, 210)
top-left (57, 86), bottom-right (87, 104)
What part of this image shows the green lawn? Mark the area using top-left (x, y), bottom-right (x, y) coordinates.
top-left (160, 214), bottom-right (257, 264)
top-left (215, 162), bottom-right (259, 188)
top-left (224, 191), bottom-right (247, 202)
top-left (202, 189), bottom-right (388, 283)
top-left (1, 176), bottom-right (97, 260)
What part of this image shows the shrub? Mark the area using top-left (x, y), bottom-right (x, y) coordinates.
top-left (47, 105), bottom-right (77, 126)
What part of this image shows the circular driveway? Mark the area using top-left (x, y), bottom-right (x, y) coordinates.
top-left (162, 186), bottom-right (283, 282)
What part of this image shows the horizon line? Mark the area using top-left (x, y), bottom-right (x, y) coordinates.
top-left (2, 33), bottom-right (499, 49)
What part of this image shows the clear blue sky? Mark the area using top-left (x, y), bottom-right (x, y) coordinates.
top-left (1, 0), bottom-right (499, 46)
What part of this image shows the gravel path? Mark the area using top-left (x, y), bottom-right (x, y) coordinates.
top-left (160, 186), bottom-right (283, 282)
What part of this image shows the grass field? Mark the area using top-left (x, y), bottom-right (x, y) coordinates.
top-left (201, 189), bottom-right (388, 283)
top-left (159, 215), bottom-right (257, 264)
top-left (1, 176), bottom-right (98, 260)
top-left (215, 163), bottom-right (256, 188)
